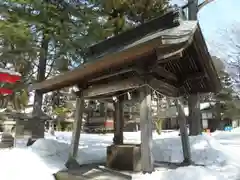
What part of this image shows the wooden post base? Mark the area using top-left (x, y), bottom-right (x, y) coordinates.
top-left (65, 157), bottom-right (81, 169)
top-left (106, 144), bottom-right (141, 171)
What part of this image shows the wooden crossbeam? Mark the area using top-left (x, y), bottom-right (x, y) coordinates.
top-left (80, 76), bottom-right (144, 98)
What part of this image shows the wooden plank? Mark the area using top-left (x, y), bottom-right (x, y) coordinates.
top-left (140, 86), bottom-right (154, 173)
top-left (82, 77), bottom-right (143, 98)
top-left (66, 95), bottom-right (84, 168)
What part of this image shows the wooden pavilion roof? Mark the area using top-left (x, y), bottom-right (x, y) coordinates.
top-left (31, 9), bottom-right (221, 98)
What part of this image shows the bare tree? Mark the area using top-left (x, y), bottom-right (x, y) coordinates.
top-left (221, 25), bottom-right (240, 92)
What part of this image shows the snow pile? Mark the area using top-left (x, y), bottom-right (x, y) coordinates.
top-left (0, 134), bottom-right (111, 180)
top-left (29, 139), bottom-right (69, 172)
top-left (42, 132), bottom-right (240, 179)
top-left (1, 130), bottom-right (240, 180)
top-left (134, 166), bottom-right (227, 180)
top-left (152, 134), bottom-right (240, 179)
top-left (14, 136), bottom-right (33, 148)
top-left (232, 127), bottom-right (240, 132)
top-left (0, 148), bottom-right (55, 180)
top-left (152, 134), bottom-right (240, 166)
top-left (30, 138), bottom-right (107, 169)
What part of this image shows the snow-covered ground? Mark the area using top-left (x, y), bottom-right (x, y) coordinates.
top-left (1, 129), bottom-right (240, 180)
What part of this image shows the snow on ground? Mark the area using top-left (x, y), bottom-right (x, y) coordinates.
top-left (0, 148), bottom-right (56, 180)
top-left (134, 165), bottom-right (226, 180)
top-left (1, 129), bottom-right (240, 180)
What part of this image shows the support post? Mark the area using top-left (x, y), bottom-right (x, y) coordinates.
top-left (176, 99), bottom-right (192, 165)
top-left (113, 95), bottom-right (124, 145)
top-left (188, 94), bottom-right (202, 135)
top-left (140, 86), bottom-right (154, 173)
top-left (66, 93), bottom-right (84, 168)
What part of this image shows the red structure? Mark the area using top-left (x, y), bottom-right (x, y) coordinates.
top-left (0, 68), bottom-right (21, 95)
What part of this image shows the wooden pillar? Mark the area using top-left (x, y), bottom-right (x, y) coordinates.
top-left (113, 95), bottom-right (124, 144)
top-left (140, 86), bottom-right (154, 173)
top-left (66, 94), bottom-right (84, 168)
top-left (188, 94), bottom-right (202, 135)
top-left (176, 99), bottom-right (192, 165)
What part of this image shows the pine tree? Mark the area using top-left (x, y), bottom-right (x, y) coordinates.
top-left (89, 0), bottom-right (170, 37)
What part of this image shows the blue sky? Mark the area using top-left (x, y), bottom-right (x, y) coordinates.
top-left (198, 0), bottom-right (240, 59)
top-left (198, 0), bottom-right (240, 78)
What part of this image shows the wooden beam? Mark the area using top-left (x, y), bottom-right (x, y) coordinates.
top-left (82, 77), bottom-right (143, 98)
top-left (140, 86), bottom-right (154, 173)
top-left (66, 94), bottom-right (84, 168)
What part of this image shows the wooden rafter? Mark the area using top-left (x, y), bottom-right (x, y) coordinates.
top-left (150, 66), bottom-right (178, 82)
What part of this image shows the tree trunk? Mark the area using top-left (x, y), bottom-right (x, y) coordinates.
top-left (188, 94), bottom-right (202, 136)
top-left (31, 32), bottom-right (49, 140)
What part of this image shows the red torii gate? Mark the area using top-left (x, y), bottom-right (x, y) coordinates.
top-left (0, 68), bottom-right (21, 95)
